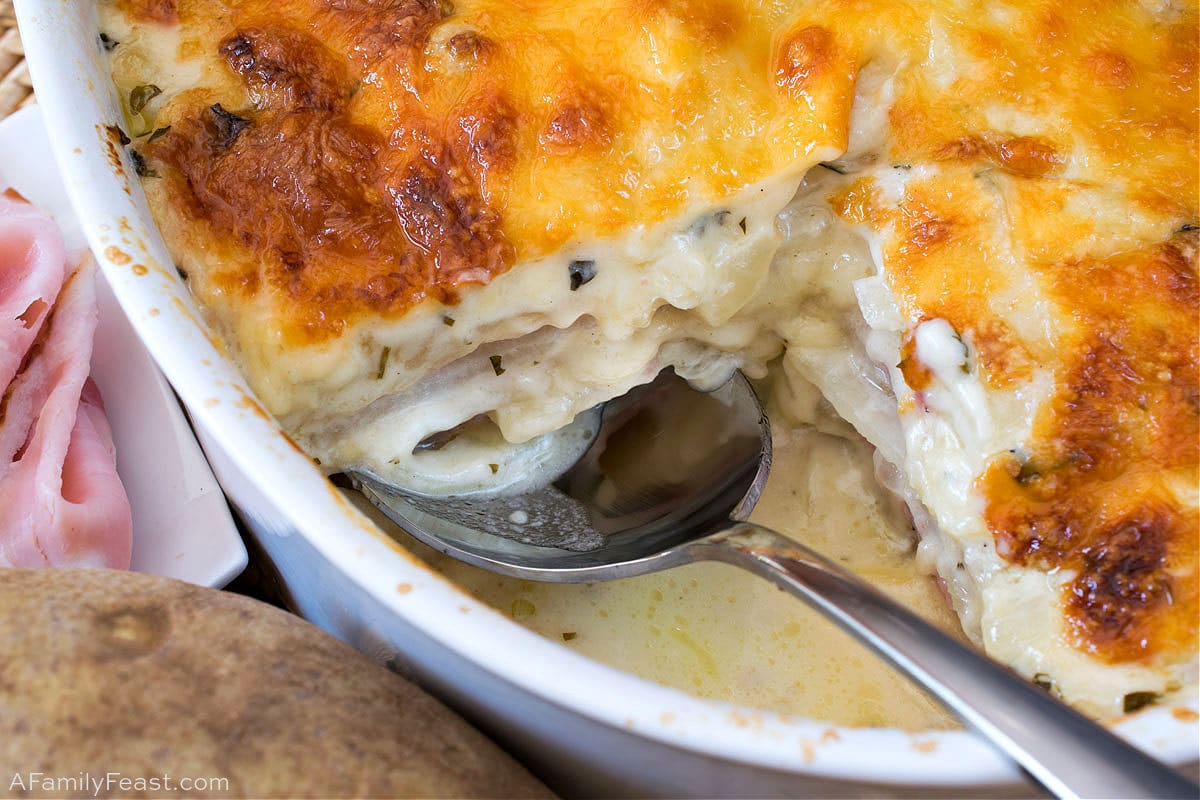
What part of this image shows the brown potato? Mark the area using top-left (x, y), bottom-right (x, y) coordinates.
top-left (0, 568), bottom-right (554, 799)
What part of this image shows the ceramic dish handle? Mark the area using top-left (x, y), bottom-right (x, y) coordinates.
top-left (689, 522), bottom-right (1199, 800)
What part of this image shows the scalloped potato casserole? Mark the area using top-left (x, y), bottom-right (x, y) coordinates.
top-left (100, 0), bottom-right (1197, 721)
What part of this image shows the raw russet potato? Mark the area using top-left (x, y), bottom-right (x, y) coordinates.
top-left (0, 569), bottom-right (554, 799)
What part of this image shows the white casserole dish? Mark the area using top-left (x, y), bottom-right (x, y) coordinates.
top-left (16, 1), bottom-right (1199, 794)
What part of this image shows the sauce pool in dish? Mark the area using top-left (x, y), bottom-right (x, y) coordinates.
top-left (360, 408), bottom-right (963, 730)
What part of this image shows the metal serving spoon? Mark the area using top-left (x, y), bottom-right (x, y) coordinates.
top-left (350, 370), bottom-right (1198, 800)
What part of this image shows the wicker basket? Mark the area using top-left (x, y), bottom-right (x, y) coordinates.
top-left (0, 0), bottom-right (34, 119)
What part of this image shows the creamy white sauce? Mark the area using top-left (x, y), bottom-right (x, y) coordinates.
top-left (376, 420), bottom-right (962, 731)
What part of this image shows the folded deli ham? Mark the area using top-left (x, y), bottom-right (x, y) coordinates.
top-left (0, 194), bottom-right (132, 568)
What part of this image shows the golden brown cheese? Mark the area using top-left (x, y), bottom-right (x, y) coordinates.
top-left (121, 0), bottom-right (853, 342)
top-left (835, 166), bottom-right (1197, 668)
top-left (804, 0), bottom-right (1198, 671)
top-left (982, 234), bottom-right (1198, 665)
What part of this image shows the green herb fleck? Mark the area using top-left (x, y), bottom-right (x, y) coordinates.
top-left (738, 217), bottom-right (747, 234)
top-left (1016, 459), bottom-right (1042, 485)
top-left (1123, 692), bottom-right (1160, 714)
top-left (489, 354), bottom-right (505, 375)
top-left (568, 259), bottom-right (596, 290)
top-left (375, 346), bottom-right (391, 379)
top-left (130, 150), bottom-right (157, 178)
top-left (561, 631), bottom-right (577, 641)
top-left (1032, 673), bottom-right (1054, 693)
top-left (209, 103), bottom-right (251, 149)
top-left (129, 84), bottom-right (162, 114)
top-left (312, 457), bottom-right (322, 465)
top-left (107, 124), bottom-right (131, 147)
top-left (950, 329), bottom-right (971, 373)
top-left (99, 32), bottom-right (119, 51)
top-left (146, 125), bottom-right (172, 143)
top-left (442, 314), bottom-right (456, 326)
top-left (689, 211), bottom-right (730, 237)
top-left (415, 424), bottom-right (466, 453)
top-left (488, 463), bottom-right (499, 474)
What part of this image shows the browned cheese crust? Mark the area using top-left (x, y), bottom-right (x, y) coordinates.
top-left (825, 0), bottom-right (1197, 666)
top-left (119, 0), bottom-right (850, 342)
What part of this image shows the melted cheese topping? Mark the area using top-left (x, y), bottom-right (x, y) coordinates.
top-left (109, 0), bottom-right (848, 343)
top-left (103, 0), bottom-right (1198, 721)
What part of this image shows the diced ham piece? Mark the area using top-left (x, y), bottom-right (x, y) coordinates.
top-left (0, 198), bottom-right (132, 569)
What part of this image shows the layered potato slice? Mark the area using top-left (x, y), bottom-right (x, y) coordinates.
top-left (101, 0), bottom-right (1197, 717)
top-left (101, 0), bottom-right (851, 486)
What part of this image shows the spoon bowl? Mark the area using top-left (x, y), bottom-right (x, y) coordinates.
top-left (353, 370), bottom-right (768, 575)
top-left (349, 369), bottom-right (1197, 800)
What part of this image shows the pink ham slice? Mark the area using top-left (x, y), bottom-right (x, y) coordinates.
top-left (0, 193), bottom-right (65, 392)
top-left (0, 212), bottom-right (132, 569)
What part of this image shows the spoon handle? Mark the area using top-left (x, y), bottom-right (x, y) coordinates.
top-left (691, 522), bottom-right (1198, 800)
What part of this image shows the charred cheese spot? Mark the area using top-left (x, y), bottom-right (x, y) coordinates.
top-left (135, 0), bottom-right (518, 342)
top-left (219, 27), bottom-right (349, 111)
top-left (892, 181), bottom-right (965, 259)
top-left (1066, 507), bottom-right (1180, 660)
top-left (983, 235), bottom-right (1199, 663)
top-left (1151, 237), bottom-right (1200, 308)
top-left (543, 105), bottom-right (603, 150)
top-left (152, 109), bottom-right (388, 258)
top-left (902, 213), bottom-right (954, 253)
top-left (388, 149), bottom-right (512, 284)
top-left (453, 90), bottom-right (519, 178)
top-left (445, 30), bottom-right (494, 62)
top-left (986, 137), bottom-right (1062, 179)
top-left (149, 98), bottom-right (510, 340)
